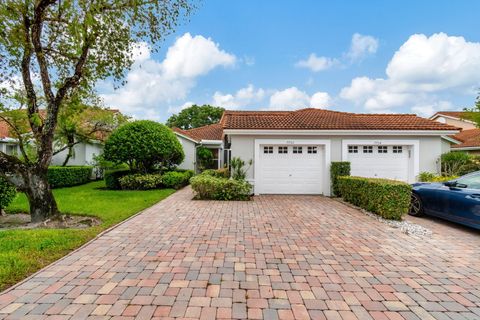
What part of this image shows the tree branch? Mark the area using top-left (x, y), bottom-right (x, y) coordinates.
top-left (0, 115), bottom-right (30, 163)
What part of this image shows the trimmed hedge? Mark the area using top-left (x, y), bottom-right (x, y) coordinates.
top-left (190, 174), bottom-right (251, 200)
top-left (337, 176), bottom-right (411, 220)
top-left (330, 162), bottom-right (350, 196)
top-left (0, 177), bottom-right (16, 211)
top-left (119, 173), bottom-right (163, 190)
top-left (47, 166), bottom-right (92, 188)
top-left (162, 170), bottom-right (194, 189)
top-left (104, 169), bottom-right (131, 190)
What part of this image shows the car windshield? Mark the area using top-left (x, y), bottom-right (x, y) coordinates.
top-left (454, 172), bottom-right (480, 189)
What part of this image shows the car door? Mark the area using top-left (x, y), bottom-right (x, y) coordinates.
top-left (442, 173), bottom-right (480, 227)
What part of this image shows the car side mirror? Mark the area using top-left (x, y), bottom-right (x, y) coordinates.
top-left (443, 181), bottom-right (456, 187)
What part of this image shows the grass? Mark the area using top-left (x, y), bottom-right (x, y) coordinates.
top-left (0, 181), bottom-right (175, 291)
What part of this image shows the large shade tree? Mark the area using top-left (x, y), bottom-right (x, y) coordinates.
top-left (166, 104), bottom-right (224, 129)
top-left (0, 0), bottom-right (195, 222)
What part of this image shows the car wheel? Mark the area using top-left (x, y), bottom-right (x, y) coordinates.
top-left (409, 193), bottom-right (424, 216)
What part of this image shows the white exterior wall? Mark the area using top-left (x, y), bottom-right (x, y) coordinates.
top-left (230, 134), bottom-right (445, 192)
top-left (177, 136), bottom-right (196, 170)
top-left (51, 142), bottom-right (102, 166)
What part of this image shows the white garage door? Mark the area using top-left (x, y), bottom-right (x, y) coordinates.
top-left (346, 145), bottom-right (410, 182)
top-left (257, 144), bottom-right (324, 194)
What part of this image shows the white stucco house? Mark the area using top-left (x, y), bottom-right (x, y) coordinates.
top-left (0, 119), bottom-right (104, 166)
top-left (175, 108), bottom-right (459, 196)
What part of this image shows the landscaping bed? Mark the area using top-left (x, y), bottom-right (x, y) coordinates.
top-left (0, 181), bottom-right (174, 291)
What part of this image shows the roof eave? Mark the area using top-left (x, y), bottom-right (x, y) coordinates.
top-left (223, 129), bottom-right (460, 136)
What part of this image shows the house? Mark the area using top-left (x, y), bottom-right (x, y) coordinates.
top-left (0, 110), bottom-right (114, 166)
top-left (430, 111), bottom-right (480, 154)
top-left (175, 108), bottom-right (459, 195)
top-left (173, 123), bottom-right (225, 171)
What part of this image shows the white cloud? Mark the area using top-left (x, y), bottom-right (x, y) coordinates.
top-left (347, 33), bottom-right (379, 61)
top-left (340, 33), bottom-right (480, 114)
top-left (310, 92), bottom-right (332, 108)
top-left (411, 100), bottom-right (455, 117)
top-left (213, 84), bottom-right (265, 109)
top-left (295, 54), bottom-right (338, 72)
top-left (268, 87), bottom-right (331, 110)
top-left (167, 101), bottom-right (194, 114)
top-left (100, 33), bottom-right (236, 119)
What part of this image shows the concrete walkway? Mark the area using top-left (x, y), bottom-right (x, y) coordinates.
top-left (0, 187), bottom-right (479, 319)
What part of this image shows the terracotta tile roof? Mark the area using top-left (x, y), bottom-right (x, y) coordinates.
top-left (221, 108), bottom-right (459, 131)
top-left (451, 128), bottom-right (480, 149)
top-left (173, 123), bottom-right (224, 142)
top-left (0, 121), bottom-right (10, 139)
top-left (433, 111), bottom-right (467, 119)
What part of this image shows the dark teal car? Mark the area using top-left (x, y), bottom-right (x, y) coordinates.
top-left (410, 171), bottom-right (480, 230)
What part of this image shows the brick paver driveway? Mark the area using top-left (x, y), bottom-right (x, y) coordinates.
top-left (0, 188), bottom-right (479, 320)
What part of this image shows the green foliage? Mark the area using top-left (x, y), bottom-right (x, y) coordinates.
top-left (3, 181), bottom-right (174, 291)
top-left (104, 169), bottom-right (131, 190)
top-left (162, 171), bottom-right (194, 189)
top-left (230, 157), bottom-right (252, 180)
top-left (337, 176), bottom-right (412, 220)
top-left (201, 168), bottom-right (230, 178)
top-left (197, 147), bottom-right (215, 171)
top-left (47, 166), bottom-right (92, 188)
top-left (418, 172), bottom-right (458, 182)
top-left (0, 177), bottom-right (16, 211)
top-left (104, 120), bottom-right (184, 173)
top-left (190, 174), bottom-right (252, 200)
top-left (166, 105), bottom-right (224, 129)
top-left (440, 151), bottom-right (480, 176)
top-left (119, 173), bottom-right (163, 190)
top-left (330, 162), bottom-right (351, 196)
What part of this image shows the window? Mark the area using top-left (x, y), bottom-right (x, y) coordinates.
top-left (363, 146), bottom-right (373, 153)
top-left (378, 146), bottom-right (388, 153)
top-left (293, 146), bottom-right (303, 154)
top-left (348, 145), bottom-right (358, 153)
top-left (393, 146), bottom-right (403, 153)
top-left (5, 145), bottom-right (17, 155)
top-left (455, 173), bottom-right (480, 190)
top-left (263, 146), bottom-right (273, 154)
top-left (307, 146), bottom-right (317, 154)
top-left (278, 146), bottom-right (288, 154)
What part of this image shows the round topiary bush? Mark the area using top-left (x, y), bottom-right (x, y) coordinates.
top-left (0, 177), bottom-right (16, 214)
top-left (104, 120), bottom-right (184, 173)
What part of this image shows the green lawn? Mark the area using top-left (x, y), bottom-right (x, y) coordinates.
top-left (0, 181), bottom-right (175, 291)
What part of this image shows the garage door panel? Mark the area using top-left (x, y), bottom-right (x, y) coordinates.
top-left (258, 144), bottom-right (324, 194)
top-left (347, 145), bottom-right (410, 182)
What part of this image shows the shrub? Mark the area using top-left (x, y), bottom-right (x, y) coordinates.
top-left (197, 147), bottom-right (215, 171)
top-left (119, 173), bottom-right (163, 190)
top-left (230, 157), bottom-right (252, 180)
top-left (190, 175), bottom-right (251, 200)
top-left (0, 177), bottom-right (16, 213)
top-left (441, 151), bottom-right (474, 176)
top-left (418, 172), bottom-right (458, 182)
top-left (201, 168), bottom-right (230, 178)
top-left (337, 176), bottom-right (411, 220)
top-left (47, 166), bottom-right (92, 188)
top-left (330, 162), bottom-right (350, 196)
top-left (104, 120), bottom-right (184, 173)
top-left (104, 169), bottom-right (131, 190)
top-left (162, 171), bottom-right (194, 189)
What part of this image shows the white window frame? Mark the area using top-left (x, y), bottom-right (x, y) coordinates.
top-left (293, 146), bottom-right (303, 154)
top-left (363, 146), bottom-right (373, 153)
top-left (348, 145), bottom-right (358, 153)
top-left (263, 146), bottom-right (273, 154)
top-left (341, 139), bottom-right (419, 183)
top-left (278, 146), bottom-right (288, 154)
top-left (254, 139), bottom-right (331, 196)
top-left (377, 146), bottom-right (388, 153)
top-left (307, 146), bottom-right (318, 154)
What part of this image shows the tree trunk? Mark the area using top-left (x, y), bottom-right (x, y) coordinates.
top-left (24, 169), bottom-right (59, 223)
top-left (62, 146), bottom-right (73, 167)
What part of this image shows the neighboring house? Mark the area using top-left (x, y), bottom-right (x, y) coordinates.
top-left (176, 108), bottom-right (459, 195)
top-left (173, 123), bottom-right (224, 171)
top-left (0, 116), bottom-right (105, 167)
top-left (430, 111), bottom-right (480, 154)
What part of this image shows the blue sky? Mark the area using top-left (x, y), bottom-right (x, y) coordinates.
top-left (99, 0), bottom-right (480, 121)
